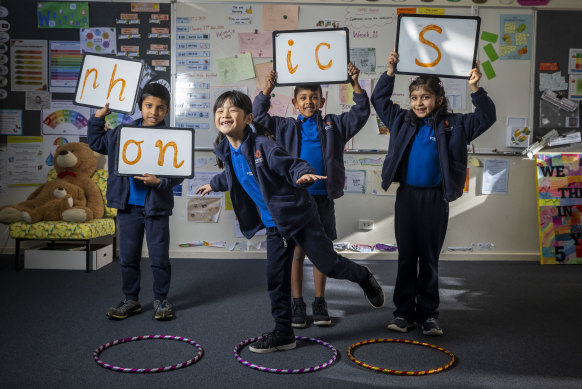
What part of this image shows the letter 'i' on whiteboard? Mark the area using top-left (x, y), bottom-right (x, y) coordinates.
top-left (73, 53), bottom-right (144, 114)
top-left (116, 126), bottom-right (195, 178)
top-left (395, 14), bottom-right (480, 79)
top-left (273, 28), bottom-right (350, 86)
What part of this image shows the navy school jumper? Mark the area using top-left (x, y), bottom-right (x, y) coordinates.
top-left (209, 127), bottom-right (368, 333)
top-left (87, 115), bottom-right (184, 301)
top-left (371, 72), bottom-right (496, 321)
top-left (253, 90), bottom-right (370, 199)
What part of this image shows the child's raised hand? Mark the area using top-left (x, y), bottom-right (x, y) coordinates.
top-left (263, 70), bottom-right (277, 97)
top-left (195, 184), bottom-right (213, 197)
top-left (348, 62), bottom-right (363, 94)
top-left (386, 50), bottom-right (399, 76)
top-left (468, 61), bottom-right (482, 92)
top-left (296, 174), bottom-right (327, 185)
top-left (95, 102), bottom-right (111, 118)
top-left (133, 173), bottom-right (161, 186)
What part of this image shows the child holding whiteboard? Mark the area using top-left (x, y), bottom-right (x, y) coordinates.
top-left (253, 62), bottom-right (370, 328)
top-left (87, 83), bottom-right (182, 321)
top-left (371, 50), bottom-right (496, 336)
top-left (196, 90), bottom-right (383, 353)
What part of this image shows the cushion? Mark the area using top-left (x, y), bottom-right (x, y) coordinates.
top-left (10, 218), bottom-right (116, 239)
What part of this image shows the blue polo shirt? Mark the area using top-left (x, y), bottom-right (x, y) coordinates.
top-left (298, 115), bottom-right (326, 195)
top-left (230, 143), bottom-right (275, 227)
top-left (128, 119), bottom-right (149, 206)
top-left (405, 119), bottom-right (441, 187)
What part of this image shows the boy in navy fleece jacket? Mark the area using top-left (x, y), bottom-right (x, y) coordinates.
top-left (253, 62), bottom-right (370, 328)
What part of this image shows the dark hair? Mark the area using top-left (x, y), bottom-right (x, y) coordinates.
top-left (212, 90), bottom-right (274, 169)
top-left (293, 84), bottom-right (323, 99)
top-left (408, 75), bottom-right (450, 125)
top-left (139, 82), bottom-right (171, 108)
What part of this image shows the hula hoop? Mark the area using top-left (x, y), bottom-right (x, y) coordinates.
top-left (233, 335), bottom-right (337, 374)
top-left (93, 335), bottom-right (203, 373)
top-left (347, 338), bottom-right (455, 376)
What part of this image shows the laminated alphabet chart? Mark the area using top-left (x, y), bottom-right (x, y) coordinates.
top-left (116, 126), bottom-right (194, 178)
top-left (536, 153), bottom-right (582, 264)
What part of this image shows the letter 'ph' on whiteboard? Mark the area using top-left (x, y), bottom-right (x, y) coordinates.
top-left (395, 14), bottom-right (481, 79)
top-left (73, 53), bottom-right (144, 114)
top-left (273, 28), bottom-right (350, 86)
top-left (116, 126), bottom-right (195, 178)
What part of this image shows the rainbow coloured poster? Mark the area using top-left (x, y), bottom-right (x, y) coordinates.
top-left (80, 27), bottom-right (116, 54)
top-left (536, 153), bottom-right (582, 264)
top-left (41, 100), bottom-right (91, 135)
top-left (50, 41), bottom-right (82, 93)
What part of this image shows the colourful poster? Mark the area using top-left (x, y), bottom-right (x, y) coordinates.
top-left (10, 40), bottom-right (48, 91)
top-left (41, 100), bottom-right (91, 136)
top-left (37, 2), bottom-right (89, 29)
top-left (49, 41), bottom-right (83, 93)
top-left (80, 27), bottom-right (116, 54)
top-left (499, 14), bottom-right (531, 60)
top-left (536, 153), bottom-right (582, 264)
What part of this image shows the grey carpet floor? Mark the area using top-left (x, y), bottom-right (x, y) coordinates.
top-left (1, 256), bottom-right (581, 389)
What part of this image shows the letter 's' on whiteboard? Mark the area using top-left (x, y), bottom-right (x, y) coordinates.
top-left (395, 14), bottom-right (480, 79)
top-left (73, 53), bottom-right (144, 114)
top-left (273, 28), bottom-right (350, 86)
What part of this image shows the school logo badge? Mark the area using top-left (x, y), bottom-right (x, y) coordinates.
top-left (254, 149), bottom-right (263, 165)
top-left (324, 121), bottom-right (333, 131)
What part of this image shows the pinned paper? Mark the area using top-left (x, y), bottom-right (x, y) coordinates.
top-left (480, 31), bottom-right (498, 43)
top-left (262, 4), bottom-right (298, 31)
top-left (482, 61), bottom-right (496, 80)
top-left (216, 52), bottom-right (255, 84)
top-left (483, 43), bottom-right (499, 62)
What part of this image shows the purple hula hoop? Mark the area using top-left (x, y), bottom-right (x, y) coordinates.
top-left (93, 335), bottom-right (203, 373)
top-left (233, 335), bottom-right (338, 374)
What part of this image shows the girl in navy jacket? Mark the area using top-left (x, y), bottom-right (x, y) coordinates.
top-left (196, 90), bottom-right (384, 354)
top-left (371, 50), bottom-right (496, 336)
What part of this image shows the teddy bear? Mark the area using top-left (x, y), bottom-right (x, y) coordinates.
top-left (0, 142), bottom-right (105, 224)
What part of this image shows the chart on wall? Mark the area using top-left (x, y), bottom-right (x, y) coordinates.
top-left (536, 153), bottom-right (582, 264)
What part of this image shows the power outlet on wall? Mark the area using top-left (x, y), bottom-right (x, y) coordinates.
top-left (359, 219), bottom-right (374, 231)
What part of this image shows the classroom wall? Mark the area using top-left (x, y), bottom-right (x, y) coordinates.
top-left (2, 0), bottom-right (581, 261)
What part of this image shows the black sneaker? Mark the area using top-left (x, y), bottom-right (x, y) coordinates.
top-left (153, 299), bottom-right (175, 321)
top-left (106, 299), bottom-right (142, 320)
top-left (292, 298), bottom-right (307, 328)
top-left (312, 299), bottom-right (331, 326)
top-left (422, 318), bottom-right (443, 336)
top-left (387, 316), bottom-right (415, 333)
top-left (358, 266), bottom-right (385, 308)
top-left (249, 331), bottom-right (296, 354)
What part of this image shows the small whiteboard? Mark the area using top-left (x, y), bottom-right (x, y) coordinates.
top-left (395, 14), bottom-right (480, 79)
top-left (273, 28), bottom-right (349, 86)
top-left (116, 126), bottom-right (195, 178)
top-left (74, 53), bottom-right (143, 114)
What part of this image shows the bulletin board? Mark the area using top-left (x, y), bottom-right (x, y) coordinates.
top-left (172, 2), bottom-right (533, 152)
top-left (533, 10), bottom-right (582, 150)
top-left (0, 0), bottom-right (172, 141)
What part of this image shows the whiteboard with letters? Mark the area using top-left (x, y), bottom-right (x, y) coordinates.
top-left (173, 2), bottom-right (533, 152)
top-left (395, 14), bottom-right (480, 79)
top-left (273, 28), bottom-right (349, 86)
top-left (115, 126), bottom-right (195, 178)
top-left (74, 53), bottom-right (144, 114)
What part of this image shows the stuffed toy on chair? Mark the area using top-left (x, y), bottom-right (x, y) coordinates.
top-left (0, 142), bottom-right (105, 224)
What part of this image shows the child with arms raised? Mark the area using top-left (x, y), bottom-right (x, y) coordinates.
top-left (253, 63), bottom-right (370, 328)
top-left (196, 90), bottom-right (383, 353)
top-left (88, 83), bottom-right (182, 321)
top-left (371, 50), bottom-right (496, 336)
